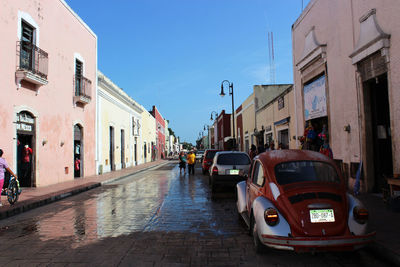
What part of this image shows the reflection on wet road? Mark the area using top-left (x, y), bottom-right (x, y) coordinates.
top-left (0, 163), bottom-right (240, 247)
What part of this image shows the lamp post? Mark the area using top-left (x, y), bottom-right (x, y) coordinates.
top-left (220, 80), bottom-right (236, 150)
top-left (210, 111), bottom-right (218, 121)
top-left (203, 124), bottom-right (210, 149)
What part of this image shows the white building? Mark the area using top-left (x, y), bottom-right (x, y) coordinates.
top-left (97, 71), bottom-right (142, 173)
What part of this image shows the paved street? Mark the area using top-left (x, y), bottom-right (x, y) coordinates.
top-left (0, 161), bottom-right (391, 266)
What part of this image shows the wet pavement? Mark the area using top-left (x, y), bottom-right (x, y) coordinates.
top-left (0, 162), bottom-right (392, 266)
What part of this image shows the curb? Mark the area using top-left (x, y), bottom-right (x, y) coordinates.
top-left (0, 161), bottom-right (169, 221)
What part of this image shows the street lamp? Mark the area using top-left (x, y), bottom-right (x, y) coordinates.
top-left (220, 80), bottom-right (236, 150)
top-left (203, 124), bottom-right (210, 149)
top-left (210, 111), bottom-right (218, 121)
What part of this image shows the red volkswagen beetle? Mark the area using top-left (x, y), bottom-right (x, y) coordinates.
top-left (236, 150), bottom-right (375, 253)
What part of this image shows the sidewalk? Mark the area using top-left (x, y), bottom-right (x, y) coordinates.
top-left (358, 193), bottom-right (400, 266)
top-left (0, 159), bottom-right (169, 220)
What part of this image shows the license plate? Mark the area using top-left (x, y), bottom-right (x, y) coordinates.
top-left (309, 209), bottom-right (335, 223)
top-left (229, 169), bottom-right (240, 175)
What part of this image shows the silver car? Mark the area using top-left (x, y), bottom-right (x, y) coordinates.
top-left (209, 151), bottom-right (251, 193)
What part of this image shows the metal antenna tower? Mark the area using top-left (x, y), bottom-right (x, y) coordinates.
top-left (268, 31), bottom-right (276, 84)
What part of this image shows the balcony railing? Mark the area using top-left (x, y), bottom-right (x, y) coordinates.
top-left (74, 74), bottom-right (92, 105)
top-left (17, 41), bottom-right (48, 79)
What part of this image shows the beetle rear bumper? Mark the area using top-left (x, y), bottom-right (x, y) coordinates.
top-left (260, 232), bottom-right (375, 251)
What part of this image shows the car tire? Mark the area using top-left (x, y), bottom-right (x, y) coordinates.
top-left (251, 214), bottom-right (265, 253)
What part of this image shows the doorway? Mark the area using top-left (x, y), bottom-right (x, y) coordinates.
top-left (17, 134), bottom-right (34, 187)
top-left (278, 129), bottom-right (289, 149)
top-left (121, 129), bottom-right (125, 169)
top-left (74, 124), bottom-right (83, 178)
top-left (134, 137), bottom-right (137, 165)
top-left (364, 74), bottom-right (393, 192)
top-left (109, 126), bottom-right (115, 171)
top-left (16, 111), bottom-right (35, 187)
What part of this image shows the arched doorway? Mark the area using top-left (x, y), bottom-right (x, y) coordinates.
top-left (16, 111), bottom-right (36, 187)
top-left (74, 124), bottom-right (83, 178)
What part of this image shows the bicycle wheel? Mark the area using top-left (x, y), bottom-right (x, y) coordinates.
top-left (7, 179), bottom-right (19, 205)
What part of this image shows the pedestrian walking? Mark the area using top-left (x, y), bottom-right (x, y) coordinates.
top-left (178, 152), bottom-right (187, 175)
top-left (0, 149), bottom-right (18, 206)
top-left (187, 151), bottom-right (196, 175)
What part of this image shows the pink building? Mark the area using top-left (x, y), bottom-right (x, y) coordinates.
top-left (0, 0), bottom-right (97, 187)
top-left (292, 0), bottom-right (400, 193)
top-left (150, 106), bottom-right (165, 160)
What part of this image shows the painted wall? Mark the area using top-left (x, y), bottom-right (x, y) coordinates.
top-left (141, 109), bottom-right (156, 163)
top-left (97, 71), bottom-right (142, 173)
top-left (237, 93), bottom-right (255, 153)
top-left (0, 0), bottom-right (97, 186)
top-left (151, 106), bottom-right (165, 159)
top-left (292, 0), bottom-right (400, 191)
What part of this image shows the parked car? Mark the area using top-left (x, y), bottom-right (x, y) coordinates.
top-left (202, 149), bottom-right (222, 175)
top-left (236, 150), bottom-right (375, 253)
top-left (209, 151), bottom-right (251, 192)
top-left (195, 150), bottom-right (205, 162)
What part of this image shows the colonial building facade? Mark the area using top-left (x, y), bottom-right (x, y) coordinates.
top-left (254, 84), bottom-right (295, 150)
top-left (235, 93), bottom-right (256, 153)
top-left (0, 0), bottom-right (97, 186)
top-left (150, 106), bottom-right (165, 160)
top-left (292, 0), bottom-right (400, 192)
top-left (141, 108), bottom-right (157, 163)
top-left (97, 71), bottom-right (143, 174)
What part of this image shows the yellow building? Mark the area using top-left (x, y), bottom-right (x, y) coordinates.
top-left (254, 84), bottom-right (295, 149)
top-left (235, 93), bottom-right (256, 153)
top-left (97, 71), bottom-right (143, 173)
top-left (141, 108), bottom-right (156, 163)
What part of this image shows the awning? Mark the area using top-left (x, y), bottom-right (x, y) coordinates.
top-left (274, 117), bottom-right (290, 126)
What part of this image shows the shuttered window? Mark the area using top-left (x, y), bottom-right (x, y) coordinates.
top-left (75, 60), bottom-right (83, 96)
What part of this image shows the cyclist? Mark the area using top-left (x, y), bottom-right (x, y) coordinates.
top-left (0, 149), bottom-right (18, 206)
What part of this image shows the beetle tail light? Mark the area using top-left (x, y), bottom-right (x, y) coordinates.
top-left (212, 166), bottom-right (218, 175)
top-left (353, 206), bottom-right (368, 224)
top-left (264, 208), bottom-right (279, 226)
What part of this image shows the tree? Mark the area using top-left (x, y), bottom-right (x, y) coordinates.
top-left (168, 128), bottom-right (175, 137)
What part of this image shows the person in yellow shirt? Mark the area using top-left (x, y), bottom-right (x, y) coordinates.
top-left (187, 151), bottom-right (196, 175)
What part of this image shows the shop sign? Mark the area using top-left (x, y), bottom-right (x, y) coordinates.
top-left (16, 112), bottom-right (34, 133)
top-left (303, 75), bottom-right (327, 120)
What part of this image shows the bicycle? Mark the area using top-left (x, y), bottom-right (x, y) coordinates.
top-left (1, 174), bottom-right (21, 205)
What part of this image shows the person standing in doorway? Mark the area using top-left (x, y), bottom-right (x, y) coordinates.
top-left (0, 149), bottom-right (18, 206)
top-left (74, 157), bottom-right (81, 177)
top-left (21, 144), bottom-right (32, 185)
top-left (187, 151), bottom-right (196, 175)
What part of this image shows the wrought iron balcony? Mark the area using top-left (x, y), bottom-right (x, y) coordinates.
top-left (74, 74), bottom-right (92, 105)
top-left (16, 41), bottom-right (48, 88)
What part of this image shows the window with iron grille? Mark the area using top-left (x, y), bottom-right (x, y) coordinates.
top-left (20, 21), bottom-right (35, 70)
top-left (75, 60), bottom-right (83, 96)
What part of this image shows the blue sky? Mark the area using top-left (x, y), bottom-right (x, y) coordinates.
top-left (66, 0), bottom-right (310, 144)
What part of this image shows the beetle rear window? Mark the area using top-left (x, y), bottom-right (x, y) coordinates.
top-left (275, 161), bottom-right (340, 185)
top-left (217, 153), bottom-right (251, 165)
